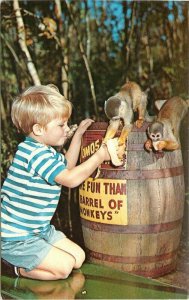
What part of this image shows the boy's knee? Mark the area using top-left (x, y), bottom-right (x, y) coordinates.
top-left (75, 248), bottom-right (85, 269)
top-left (55, 260), bottom-right (74, 279)
top-left (55, 270), bottom-right (71, 280)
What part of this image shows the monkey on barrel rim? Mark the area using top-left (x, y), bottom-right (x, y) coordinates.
top-left (103, 81), bottom-right (153, 166)
top-left (144, 96), bottom-right (189, 152)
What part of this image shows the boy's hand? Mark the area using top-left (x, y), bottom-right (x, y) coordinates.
top-left (99, 143), bottom-right (111, 161)
top-left (75, 119), bottom-right (94, 136)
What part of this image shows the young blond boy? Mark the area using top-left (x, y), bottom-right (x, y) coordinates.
top-left (1, 84), bottom-right (111, 280)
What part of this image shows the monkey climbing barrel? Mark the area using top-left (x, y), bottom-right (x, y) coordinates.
top-left (79, 122), bottom-right (185, 278)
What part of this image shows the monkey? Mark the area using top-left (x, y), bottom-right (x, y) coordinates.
top-left (38, 17), bottom-right (57, 39)
top-left (144, 96), bottom-right (189, 152)
top-left (103, 81), bottom-right (154, 165)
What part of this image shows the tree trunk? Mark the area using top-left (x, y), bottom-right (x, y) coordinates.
top-left (122, 1), bottom-right (136, 80)
top-left (84, 0), bottom-right (91, 61)
top-left (65, 0), bottom-right (98, 118)
top-left (55, 0), bottom-right (69, 99)
top-left (13, 0), bottom-right (41, 85)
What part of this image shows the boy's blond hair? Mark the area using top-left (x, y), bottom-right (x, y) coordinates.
top-left (11, 84), bottom-right (72, 134)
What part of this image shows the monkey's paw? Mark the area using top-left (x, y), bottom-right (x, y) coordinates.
top-left (106, 138), bottom-right (124, 167)
top-left (153, 141), bottom-right (166, 151)
top-left (135, 119), bottom-right (144, 128)
top-left (144, 140), bottom-right (152, 152)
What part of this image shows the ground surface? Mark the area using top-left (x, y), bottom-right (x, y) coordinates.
top-left (1, 232), bottom-right (188, 299)
top-left (1, 258), bottom-right (188, 299)
top-left (155, 231), bottom-right (189, 292)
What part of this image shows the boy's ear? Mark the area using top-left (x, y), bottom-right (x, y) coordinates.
top-left (32, 124), bottom-right (44, 136)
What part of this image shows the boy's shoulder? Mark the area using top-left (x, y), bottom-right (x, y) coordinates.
top-left (18, 137), bottom-right (60, 158)
top-left (17, 137), bottom-right (65, 162)
top-left (17, 137), bottom-right (49, 157)
top-left (19, 137), bottom-right (43, 150)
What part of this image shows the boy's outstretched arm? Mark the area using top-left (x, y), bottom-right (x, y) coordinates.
top-left (65, 119), bottom-right (94, 169)
top-left (55, 145), bottom-right (110, 188)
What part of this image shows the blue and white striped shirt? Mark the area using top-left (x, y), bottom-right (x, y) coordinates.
top-left (1, 136), bottom-right (67, 241)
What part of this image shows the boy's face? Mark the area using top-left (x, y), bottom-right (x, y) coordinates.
top-left (42, 117), bottom-right (70, 146)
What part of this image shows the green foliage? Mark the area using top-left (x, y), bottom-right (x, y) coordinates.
top-left (1, 125), bottom-right (20, 183)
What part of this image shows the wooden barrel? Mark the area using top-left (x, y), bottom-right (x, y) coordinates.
top-left (79, 122), bottom-right (185, 278)
top-left (180, 111), bottom-right (189, 239)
